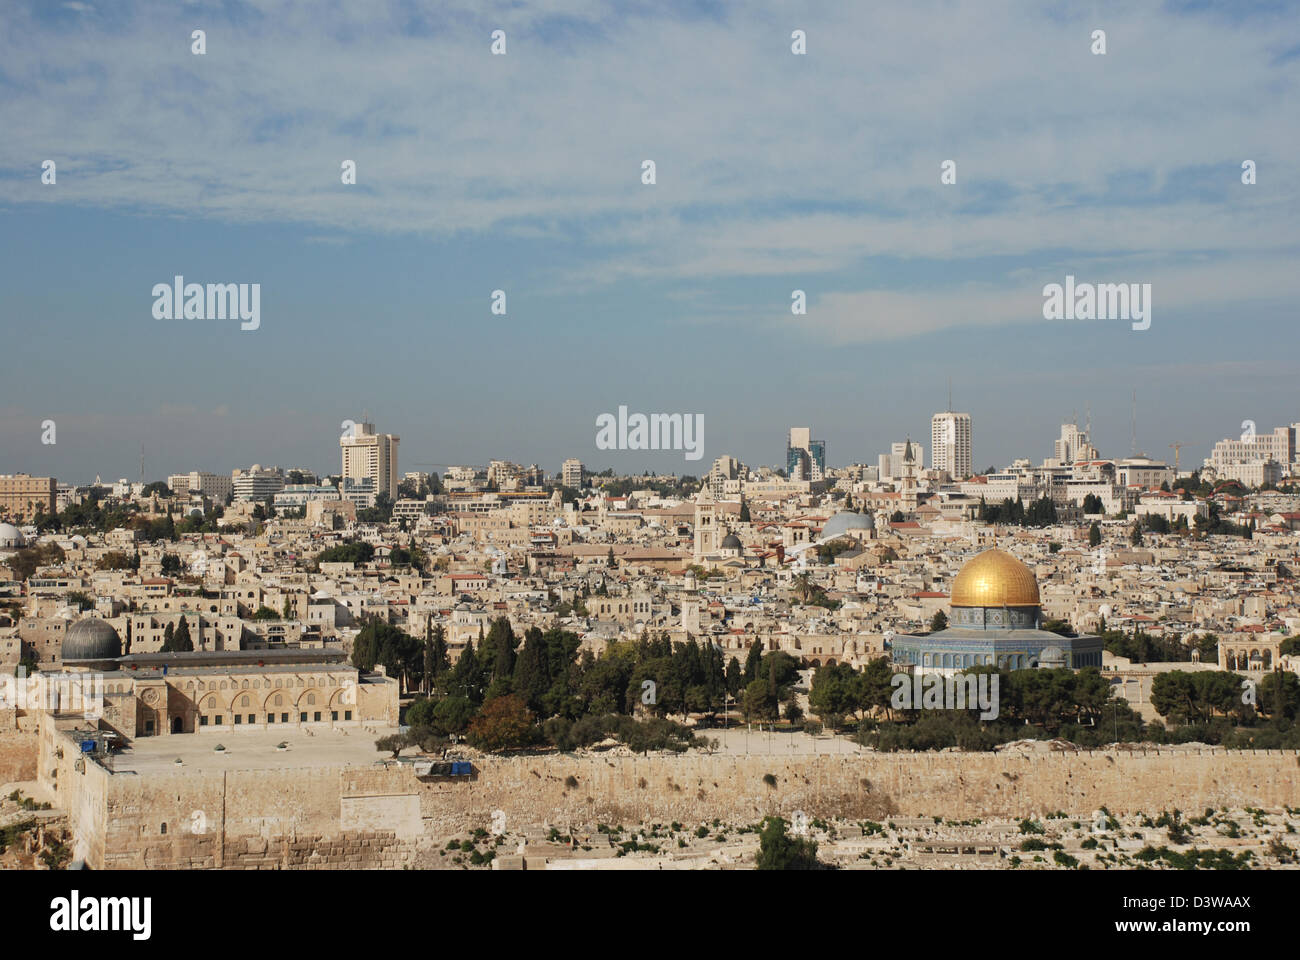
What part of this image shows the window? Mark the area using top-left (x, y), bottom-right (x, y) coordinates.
top-left (345, 711), bottom-right (352, 721)
top-left (241, 695), bottom-right (250, 707)
top-left (234, 715), bottom-right (242, 725)
top-left (307, 693), bottom-right (316, 705)
top-left (215, 715), bottom-right (223, 725)
top-left (161, 823), bottom-right (167, 835)
top-left (300, 712), bottom-right (307, 722)
top-left (274, 694), bottom-right (282, 706)
top-left (267, 713), bottom-right (274, 724)
top-left (331, 711), bottom-right (338, 721)
top-left (200, 715), bottom-right (208, 726)
top-left (281, 713), bottom-right (289, 723)
top-left (313, 711), bottom-right (321, 722)
top-left (247, 714), bottom-right (254, 724)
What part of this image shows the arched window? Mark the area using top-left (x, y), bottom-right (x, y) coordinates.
top-left (240, 695), bottom-right (250, 707)
top-left (307, 693), bottom-right (316, 705)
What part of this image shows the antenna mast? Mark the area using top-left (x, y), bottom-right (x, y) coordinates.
top-left (1130, 390), bottom-right (1137, 457)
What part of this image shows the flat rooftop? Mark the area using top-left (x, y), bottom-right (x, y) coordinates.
top-left (81, 726), bottom-right (401, 775)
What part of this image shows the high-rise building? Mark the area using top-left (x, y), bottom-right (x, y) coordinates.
top-left (786, 427), bottom-right (826, 481)
top-left (878, 441), bottom-right (925, 482)
top-left (706, 455), bottom-right (745, 498)
top-left (1208, 424), bottom-right (1297, 479)
top-left (1052, 422), bottom-right (1098, 465)
top-left (167, 471), bottom-right (235, 502)
top-left (232, 465), bottom-right (285, 502)
top-left (931, 411), bottom-right (973, 479)
top-left (340, 421), bottom-right (400, 500)
top-left (0, 474), bottom-right (56, 520)
top-left (561, 458), bottom-right (584, 489)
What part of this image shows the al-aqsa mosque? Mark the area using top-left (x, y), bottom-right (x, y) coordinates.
top-left (890, 548), bottom-right (1103, 675)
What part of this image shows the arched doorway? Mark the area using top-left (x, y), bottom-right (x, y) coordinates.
top-left (172, 716), bottom-right (183, 734)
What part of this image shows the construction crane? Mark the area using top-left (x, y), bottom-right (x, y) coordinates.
top-left (1168, 442), bottom-right (1188, 474)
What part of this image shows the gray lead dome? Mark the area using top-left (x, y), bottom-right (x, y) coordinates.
top-left (820, 510), bottom-right (874, 541)
top-left (62, 617), bottom-right (123, 662)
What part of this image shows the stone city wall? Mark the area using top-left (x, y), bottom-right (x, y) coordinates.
top-left (48, 742), bottom-right (1300, 869)
top-left (0, 729), bottom-right (38, 783)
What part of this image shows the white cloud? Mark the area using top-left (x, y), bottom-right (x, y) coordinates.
top-left (1, 0), bottom-right (1297, 341)
top-left (774, 256), bottom-right (1300, 344)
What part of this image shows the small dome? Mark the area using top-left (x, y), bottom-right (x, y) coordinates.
top-left (721, 533), bottom-right (743, 550)
top-left (62, 617), bottom-right (122, 662)
top-left (0, 523), bottom-right (24, 548)
top-left (820, 510), bottom-right (875, 542)
top-left (1038, 645), bottom-right (1066, 668)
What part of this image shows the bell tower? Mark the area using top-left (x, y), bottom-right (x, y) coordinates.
top-left (901, 436), bottom-right (918, 512)
top-left (693, 485), bottom-right (718, 561)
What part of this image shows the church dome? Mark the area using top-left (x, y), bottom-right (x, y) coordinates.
top-left (0, 523), bottom-right (24, 548)
top-left (720, 533), bottom-right (743, 550)
top-left (820, 510), bottom-right (874, 541)
top-left (950, 548), bottom-right (1040, 608)
top-left (62, 617), bottom-right (123, 662)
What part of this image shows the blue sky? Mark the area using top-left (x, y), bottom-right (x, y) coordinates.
top-left (1, 0), bottom-right (1298, 483)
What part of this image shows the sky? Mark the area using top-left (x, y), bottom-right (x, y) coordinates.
top-left (1, 0), bottom-right (1298, 484)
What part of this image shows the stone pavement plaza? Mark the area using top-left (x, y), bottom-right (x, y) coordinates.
top-left (101, 725), bottom-right (861, 775)
top-left (103, 726), bottom-right (402, 775)
top-left (692, 727), bottom-right (865, 756)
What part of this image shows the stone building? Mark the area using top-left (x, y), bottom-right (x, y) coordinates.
top-left (52, 617), bottom-right (398, 738)
top-left (890, 548), bottom-right (1103, 675)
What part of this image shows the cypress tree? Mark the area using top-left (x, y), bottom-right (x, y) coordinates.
top-left (173, 615), bottom-right (193, 652)
top-left (743, 639), bottom-right (764, 685)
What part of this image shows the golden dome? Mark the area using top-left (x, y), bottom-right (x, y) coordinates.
top-left (950, 549), bottom-right (1040, 608)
